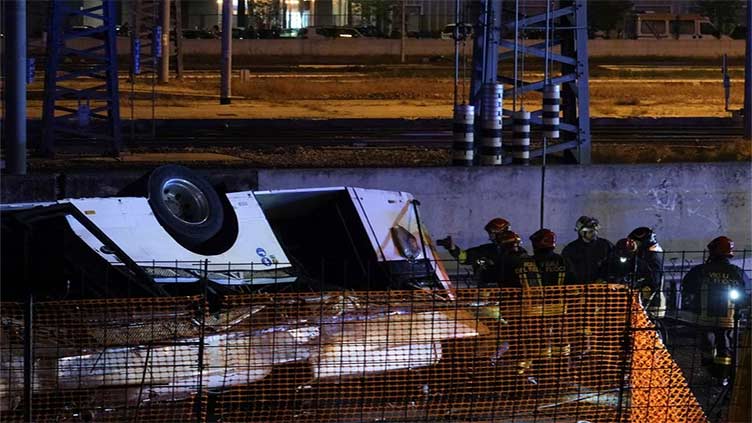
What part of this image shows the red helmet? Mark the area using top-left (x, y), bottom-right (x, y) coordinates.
top-left (530, 229), bottom-right (556, 250)
top-left (615, 238), bottom-right (638, 256)
top-left (496, 230), bottom-right (521, 246)
top-left (707, 236), bottom-right (734, 258)
top-left (484, 218), bottom-right (510, 234)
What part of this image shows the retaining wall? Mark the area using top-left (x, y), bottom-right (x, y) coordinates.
top-left (2, 163), bottom-right (749, 251)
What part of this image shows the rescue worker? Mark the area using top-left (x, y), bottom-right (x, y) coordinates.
top-left (599, 238), bottom-right (656, 290)
top-left (437, 217), bottom-right (511, 286)
top-left (681, 236), bottom-right (750, 373)
top-left (562, 216), bottom-right (614, 283)
top-left (628, 226), bottom-right (666, 317)
top-left (529, 228), bottom-right (577, 287)
top-left (494, 230), bottom-right (529, 288)
top-left (627, 226), bottom-right (664, 278)
top-left (511, 229), bottom-right (576, 378)
top-left (512, 229), bottom-right (576, 287)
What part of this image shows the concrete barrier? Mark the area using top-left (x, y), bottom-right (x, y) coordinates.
top-left (256, 163), bottom-right (751, 251)
top-left (2, 163), bottom-right (749, 251)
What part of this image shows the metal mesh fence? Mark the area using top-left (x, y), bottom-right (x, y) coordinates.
top-left (2, 284), bottom-right (734, 422)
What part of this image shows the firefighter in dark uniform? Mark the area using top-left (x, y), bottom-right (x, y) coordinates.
top-left (627, 227), bottom-right (664, 281)
top-left (494, 230), bottom-right (529, 288)
top-left (628, 227), bottom-right (666, 317)
top-left (681, 236), bottom-right (750, 374)
top-left (599, 238), bottom-right (656, 289)
top-left (512, 229), bottom-right (576, 379)
top-left (562, 216), bottom-right (613, 284)
top-left (437, 217), bottom-right (511, 286)
top-left (516, 229), bottom-right (577, 287)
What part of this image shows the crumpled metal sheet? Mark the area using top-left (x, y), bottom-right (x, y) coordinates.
top-left (45, 307), bottom-right (487, 404)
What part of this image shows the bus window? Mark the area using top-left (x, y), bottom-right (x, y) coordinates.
top-left (671, 20), bottom-right (695, 35)
top-left (641, 20), bottom-right (666, 35)
top-left (700, 22), bottom-right (719, 37)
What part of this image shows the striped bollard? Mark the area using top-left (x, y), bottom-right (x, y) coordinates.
top-left (542, 84), bottom-right (561, 139)
top-left (452, 104), bottom-right (475, 166)
top-left (480, 83), bottom-right (503, 165)
top-left (509, 109), bottom-right (530, 165)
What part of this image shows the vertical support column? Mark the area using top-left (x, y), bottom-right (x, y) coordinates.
top-left (560, 0), bottom-right (590, 164)
top-left (744, 0), bottom-right (751, 140)
top-left (573, 0), bottom-right (591, 163)
top-left (510, 110), bottom-right (530, 165)
top-left (471, 0), bottom-right (501, 148)
top-left (542, 84), bottom-right (561, 140)
top-left (42, 0), bottom-right (123, 155)
top-left (159, 0), bottom-right (170, 83)
top-left (4, 0), bottom-right (27, 174)
top-left (452, 104), bottom-right (475, 166)
top-left (480, 83), bottom-right (503, 165)
top-left (482, 0), bottom-right (500, 86)
top-left (220, 0), bottom-right (232, 104)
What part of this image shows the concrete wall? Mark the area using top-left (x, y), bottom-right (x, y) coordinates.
top-left (47, 38), bottom-right (747, 59)
top-left (3, 163), bottom-right (749, 251)
top-left (255, 163), bottom-right (751, 252)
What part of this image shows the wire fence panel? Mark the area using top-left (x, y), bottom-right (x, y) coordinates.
top-left (1, 249), bottom-right (749, 423)
top-left (1, 297), bottom-right (206, 422)
top-left (1, 286), bottom-right (636, 422)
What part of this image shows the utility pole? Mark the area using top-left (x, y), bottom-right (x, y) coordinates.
top-left (159, 0), bottom-right (170, 83)
top-left (4, 0), bottom-right (27, 174)
top-left (220, 0), bottom-right (232, 104)
top-left (744, 0), bottom-right (751, 140)
top-left (400, 0), bottom-right (406, 63)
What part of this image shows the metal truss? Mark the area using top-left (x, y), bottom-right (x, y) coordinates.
top-left (130, 0), bottom-right (183, 80)
top-left (488, 0), bottom-right (591, 164)
top-left (42, 0), bottom-right (122, 156)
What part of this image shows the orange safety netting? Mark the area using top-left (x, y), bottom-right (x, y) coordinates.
top-left (627, 297), bottom-right (708, 423)
top-left (0, 285), bottom-right (707, 422)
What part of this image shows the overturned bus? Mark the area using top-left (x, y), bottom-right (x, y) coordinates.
top-left (1, 165), bottom-right (486, 417)
top-left (1, 164), bottom-right (454, 302)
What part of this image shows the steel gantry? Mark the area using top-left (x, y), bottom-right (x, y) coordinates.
top-left (42, 0), bottom-right (122, 156)
top-left (470, 0), bottom-right (591, 164)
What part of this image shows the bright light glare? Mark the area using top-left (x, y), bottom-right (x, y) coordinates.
top-left (729, 289), bottom-right (741, 301)
top-left (619, 257), bottom-right (627, 263)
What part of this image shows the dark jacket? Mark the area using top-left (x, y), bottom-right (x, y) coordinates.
top-left (681, 257), bottom-right (751, 327)
top-left (452, 243), bottom-right (499, 286)
top-left (636, 248), bottom-right (664, 287)
top-left (562, 237), bottom-right (614, 283)
top-left (495, 249), bottom-right (529, 288)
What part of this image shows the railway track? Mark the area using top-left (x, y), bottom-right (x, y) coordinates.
top-left (123, 120), bottom-right (744, 149)
top-left (16, 119), bottom-right (745, 150)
